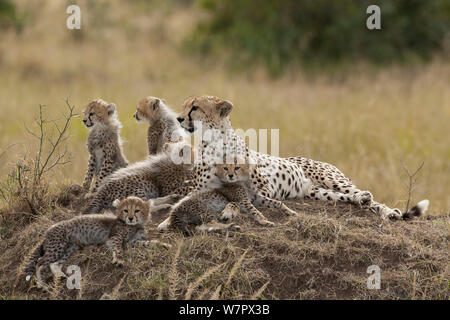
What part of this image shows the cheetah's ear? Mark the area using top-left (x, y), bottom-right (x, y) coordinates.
top-left (112, 199), bottom-right (120, 208)
top-left (216, 100), bottom-right (233, 118)
top-left (107, 103), bottom-right (116, 116)
top-left (162, 142), bottom-right (171, 153)
top-left (152, 99), bottom-right (160, 111)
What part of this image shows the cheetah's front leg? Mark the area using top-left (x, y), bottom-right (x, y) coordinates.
top-left (196, 221), bottom-right (241, 233)
top-left (147, 122), bottom-right (165, 155)
top-left (106, 235), bottom-right (126, 267)
top-left (222, 199), bottom-right (275, 226)
top-left (93, 156), bottom-right (115, 193)
top-left (253, 192), bottom-right (298, 216)
top-left (82, 155), bottom-right (96, 193)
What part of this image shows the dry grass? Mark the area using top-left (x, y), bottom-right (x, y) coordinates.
top-left (0, 0), bottom-right (449, 300)
top-left (0, 187), bottom-right (448, 300)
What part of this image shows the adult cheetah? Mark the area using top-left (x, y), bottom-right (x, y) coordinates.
top-left (175, 95), bottom-right (429, 220)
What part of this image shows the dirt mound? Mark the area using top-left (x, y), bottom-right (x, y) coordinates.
top-left (0, 187), bottom-right (448, 300)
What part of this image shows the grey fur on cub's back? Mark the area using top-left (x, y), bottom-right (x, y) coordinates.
top-left (134, 96), bottom-right (186, 155)
top-left (84, 143), bottom-right (194, 214)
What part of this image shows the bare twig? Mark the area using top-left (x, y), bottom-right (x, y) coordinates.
top-left (400, 160), bottom-right (425, 212)
top-left (6, 98), bottom-right (78, 214)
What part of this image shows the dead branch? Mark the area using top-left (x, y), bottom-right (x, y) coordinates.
top-left (400, 160), bottom-right (425, 212)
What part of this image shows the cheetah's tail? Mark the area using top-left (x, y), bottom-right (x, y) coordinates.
top-left (24, 241), bottom-right (45, 281)
top-left (402, 199), bottom-right (430, 220)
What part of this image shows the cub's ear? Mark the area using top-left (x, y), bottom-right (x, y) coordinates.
top-left (152, 99), bottom-right (160, 111)
top-left (112, 199), bottom-right (121, 208)
top-left (107, 103), bottom-right (116, 116)
top-left (216, 100), bottom-right (233, 118)
top-left (162, 142), bottom-right (171, 153)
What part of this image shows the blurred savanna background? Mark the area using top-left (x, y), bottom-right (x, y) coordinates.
top-left (0, 0), bottom-right (449, 213)
top-left (0, 0), bottom-right (449, 300)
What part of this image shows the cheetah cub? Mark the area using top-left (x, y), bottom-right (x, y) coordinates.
top-left (25, 197), bottom-right (170, 289)
top-left (82, 99), bottom-right (128, 195)
top-left (163, 190), bottom-right (241, 235)
top-left (134, 96), bottom-right (185, 155)
top-left (157, 160), bottom-right (280, 233)
top-left (214, 162), bottom-right (277, 226)
top-left (84, 142), bottom-right (194, 214)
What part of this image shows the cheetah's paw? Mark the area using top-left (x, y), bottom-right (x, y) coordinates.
top-left (220, 209), bottom-right (238, 222)
top-left (112, 259), bottom-right (124, 267)
top-left (257, 219), bottom-right (275, 227)
top-left (359, 191), bottom-right (373, 208)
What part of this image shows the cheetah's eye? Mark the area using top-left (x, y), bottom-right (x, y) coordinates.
top-left (234, 167), bottom-right (240, 171)
top-left (89, 112), bottom-right (94, 117)
top-left (223, 167), bottom-right (228, 171)
top-left (191, 106), bottom-right (199, 111)
top-left (123, 209), bottom-right (128, 214)
top-left (135, 210), bottom-right (140, 214)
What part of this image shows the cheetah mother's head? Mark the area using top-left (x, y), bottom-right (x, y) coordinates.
top-left (176, 95), bottom-right (233, 134)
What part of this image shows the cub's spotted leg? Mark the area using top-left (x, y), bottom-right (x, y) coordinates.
top-left (146, 239), bottom-right (172, 249)
top-left (82, 155), bottom-right (95, 193)
top-left (34, 240), bottom-right (70, 289)
top-left (49, 243), bottom-right (80, 280)
top-left (239, 199), bottom-right (276, 226)
top-left (196, 221), bottom-right (241, 233)
top-left (129, 229), bottom-right (172, 249)
top-left (253, 192), bottom-right (298, 216)
top-left (106, 235), bottom-right (126, 267)
top-left (151, 194), bottom-right (183, 207)
top-left (147, 121), bottom-right (165, 155)
top-left (93, 155), bottom-right (115, 193)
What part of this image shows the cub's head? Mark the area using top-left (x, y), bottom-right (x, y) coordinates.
top-left (215, 158), bottom-right (252, 184)
top-left (176, 95), bottom-right (233, 134)
top-left (113, 197), bottom-right (151, 226)
top-left (82, 99), bottom-right (117, 128)
top-left (134, 96), bottom-right (167, 123)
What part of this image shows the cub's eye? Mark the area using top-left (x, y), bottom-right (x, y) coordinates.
top-left (234, 167), bottom-right (240, 171)
top-left (223, 167), bottom-right (228, 171)
top-left (135, 210), bottom-right (140, 214)
top-left (191, 106), bottom-right (199, 111)
top-left (123, 209), bottom-right (128, 214)
top-left (89, 112), bottom-right (94, 117)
